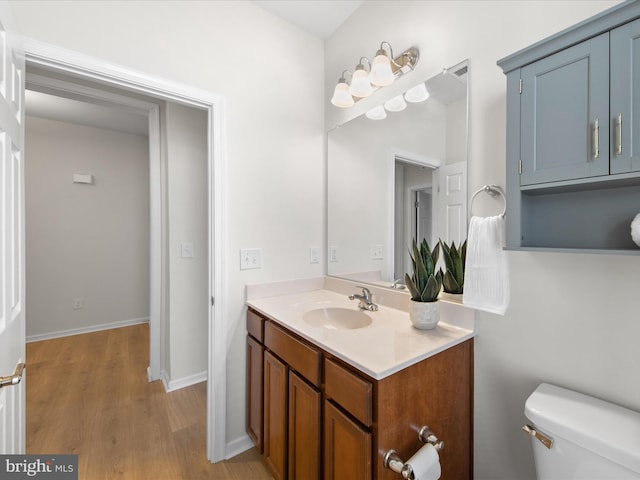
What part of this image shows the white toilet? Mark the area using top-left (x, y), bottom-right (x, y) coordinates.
top-left (524, 383), bottom-right (640, 479)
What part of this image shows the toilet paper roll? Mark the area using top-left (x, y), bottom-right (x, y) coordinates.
top-left (404, 443), bottom-right (441, 480)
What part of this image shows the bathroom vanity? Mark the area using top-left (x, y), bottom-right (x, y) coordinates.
top-left (245, 280), bottom-right (475, 480)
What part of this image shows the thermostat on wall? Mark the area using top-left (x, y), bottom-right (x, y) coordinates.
top-left (73, 173), bottom-right (94, 184)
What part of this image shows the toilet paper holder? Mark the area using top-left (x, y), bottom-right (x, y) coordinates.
top-left (383, 426), bottom-right (444, 479)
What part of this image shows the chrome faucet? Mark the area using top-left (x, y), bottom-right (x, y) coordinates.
top-left (349, 286), bottom-right (379, 311)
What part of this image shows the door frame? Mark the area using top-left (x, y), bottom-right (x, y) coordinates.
top-left (21, 38), bottom-right (227, 462)
top-left (390, 148), bottom-right (441, 281)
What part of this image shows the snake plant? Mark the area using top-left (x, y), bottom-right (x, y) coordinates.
top-left (405, 239), bottom-right (442, 302)
top-left (440, 239), bottom-right (467, 294)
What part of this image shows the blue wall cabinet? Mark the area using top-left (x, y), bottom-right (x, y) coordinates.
top-left (610, 18), bottom-right (640, 175)
top-left (520, 33), bottom-right (609, 186)
top-left (498, 2), bottom-right (640, 253)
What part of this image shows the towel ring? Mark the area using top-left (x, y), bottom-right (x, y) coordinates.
top-left (470, 185), bottom-right (506, 218)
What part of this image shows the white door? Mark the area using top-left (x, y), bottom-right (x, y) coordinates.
top-left (434, 161), bottom-right (467, 244)
top-left (0, 3), bottom-right (26, 454)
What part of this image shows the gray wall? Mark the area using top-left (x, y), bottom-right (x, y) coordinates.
top-left (25, 115), bottom-right (150, 338)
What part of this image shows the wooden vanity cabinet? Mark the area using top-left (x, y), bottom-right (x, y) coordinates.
top-left (288, 371), bottom-right (321, 480)
top-left (263, 317), bottom-right (322, 480)
top-left (324, 399), bottom-right (372, 480)
top-left (373, 340), bottom-right (473, 480)
top-left (246, 308), bottom-right (473, 480)
top-left (324, 358), bottom-right (373, 480)
top-left (264, 351), bottom-right (288, 479)
top-left (246, 310), bottom-right (265, 452)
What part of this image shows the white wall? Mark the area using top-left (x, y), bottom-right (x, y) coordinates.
top-left (9, 0), bottom-right (325, 449)
top-left (165, 102), bottom-right (209, 383)
top-left (326, 2), bottom-right (640, 479)
top-left (25, 115), bottom-right (149, 338)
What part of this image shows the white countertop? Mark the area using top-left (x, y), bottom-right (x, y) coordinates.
top-left (247, 280), bottom-right (475, 380)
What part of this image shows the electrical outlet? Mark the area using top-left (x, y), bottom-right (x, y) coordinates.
top-left (240, 248), bottom-right (262, 270)
top-left (328, 246), bottom-right (338, 262)
top-left (73, 298), bottom-right (83, 310)
top-left (371, 244), bottom-right (383, 260)
top-left (309, 247), bottom-right (320, 264)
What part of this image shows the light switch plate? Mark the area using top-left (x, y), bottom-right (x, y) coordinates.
top-left (240, 248), bottom-right (262, 269)
top-left (370, 244), bottom-right (383, 260)
top-left (309, 247), bottom-right (320, 264)
top-left (328, 246), bottom-right (338, 262)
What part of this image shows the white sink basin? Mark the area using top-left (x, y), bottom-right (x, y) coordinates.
top-left (303, 307), bottom-right (372, 330)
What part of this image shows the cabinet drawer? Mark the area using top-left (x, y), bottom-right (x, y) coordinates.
top-left (264, 321), bottom-right (321, 387)
top-left (324, 358), bottom-right (372, 427)
top-left (247, 309), bottom-right (264, 342)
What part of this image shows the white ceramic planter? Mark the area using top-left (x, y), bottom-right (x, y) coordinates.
top-left (409, 300), bottom-right (440, 330)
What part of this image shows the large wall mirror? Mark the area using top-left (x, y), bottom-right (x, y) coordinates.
top-left (327, 60), bottom-right (469, 288)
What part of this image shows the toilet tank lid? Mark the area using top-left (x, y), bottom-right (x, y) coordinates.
top-left (525, 383), bottom-right (640, 474)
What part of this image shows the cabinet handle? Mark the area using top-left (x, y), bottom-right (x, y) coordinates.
top-left (593, 118), bottom-right (599, 159)
top-left (616, 113), bottom-right (623, 156)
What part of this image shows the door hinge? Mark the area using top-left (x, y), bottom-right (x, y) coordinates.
top-left (518, 159), bottom-right (523, 175)
top-left (519, 79), bottom-right (523, 94)
top-left (211, 296), bottom-right (215, 306)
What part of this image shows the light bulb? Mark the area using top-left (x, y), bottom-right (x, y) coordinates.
top-left (384, 95), bottom-right (407, 112)
top-left (365, 105), bottom-right (387, 120)
top-left (331, 81), bottom-right (354, 108)
top-left (349, 65), bottom-right (373, 98)
top-left (369, 50), bottom-right (394, 87)
top-left (404, 82), bottom-right (430, 103)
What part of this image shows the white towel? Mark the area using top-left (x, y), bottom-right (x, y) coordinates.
top-left (462, 215), bottom-right (510, 315)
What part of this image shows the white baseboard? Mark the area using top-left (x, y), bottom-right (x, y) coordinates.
top-left (225, 434), bottom-right (255, 460)
top-left (161, 369), bottom-right (207, 393)
top-left (26, 317), bottom-right (150, 343)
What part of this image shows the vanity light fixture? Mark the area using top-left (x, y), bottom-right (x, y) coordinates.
top-left (349, 57), bottom-right (374, 98)
top-left (364, 81), bottom-right (429, 121)
top-left (330, 71), bottom-right (355, 108)
top-left (330, 42), bottom-right (419, 108)
top-left (369, 42), bottom-right (396, 87)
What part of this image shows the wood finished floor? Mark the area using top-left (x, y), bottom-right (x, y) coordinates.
top-left (26, 324), bottom-right (274, 479)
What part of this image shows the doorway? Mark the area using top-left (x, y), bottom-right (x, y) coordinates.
top-left (24, 84), bottom-right (154, 346)
top-left (22, 40), bottom-right (226, 462)
top-left (413, 188), bottom-right (433, 247)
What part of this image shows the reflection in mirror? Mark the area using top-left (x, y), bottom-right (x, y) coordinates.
top-left (327, 60), bottom-right (468, 288)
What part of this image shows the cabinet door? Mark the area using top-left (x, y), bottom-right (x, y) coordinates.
top-left (246, 335), bottom-right (264, 452)
top-left (520, 32), bottom-right (609, 185)
top-left (611, 19), bottom-right (640, 174)
top-left (264, 351), bottom-right (288, 480)
top-left (324, 400), bottom-right (371, 480)
top-left (288, 372), bottom-right (321, 480)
